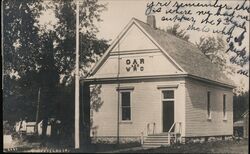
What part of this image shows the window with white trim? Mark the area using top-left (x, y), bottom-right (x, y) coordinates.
top-left (121, 91), bottom-right (131, 121)
top-left (207, 91), bottom-right (211, 119)
top-left (223, 94), bottom-right (227, 120)
top-left (162, 90), bottom-right (174, 100)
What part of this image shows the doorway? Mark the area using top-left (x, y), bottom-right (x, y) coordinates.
top-left (162, 90), bottom-right (175, 132)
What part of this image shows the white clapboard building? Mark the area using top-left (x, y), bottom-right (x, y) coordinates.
top-left (84, 16), bottom-right (235, 146)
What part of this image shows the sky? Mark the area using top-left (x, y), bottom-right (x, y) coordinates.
top-left (39, 0), bottom-right (249, 92)
top-left (96, 0), bottom-right (249, 44)
top-left (95, 0), bottom-right (148, 41)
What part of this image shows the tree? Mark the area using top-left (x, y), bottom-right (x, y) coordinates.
top-left (3, 0), bottom-right (43, 123)
top-left (196, 36), bottom-right (236, 76)
top-left (53, 0), bottom-right (109, 82)
top-left (44, 1), bottom-right (109, 142)
top-left (167, 24), bottom-right (190, 41)
top-left (3, 0), bottom-right (43, 76)
top-left (233, 91), bottom-right (249, 121)
top-left (3, 0), bottom-right (109, 143)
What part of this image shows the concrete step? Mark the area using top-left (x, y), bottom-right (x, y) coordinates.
top-left (144, 139), bottom-right (169, 143)
top-left (148, 133), bottom-right (174, 136)
top-left (142, 133), bottom-right (175, 148)
top-left (144, 137), bottom-right (170, 141)
top-left (142, 143), bottom-right (170, 148)
top-left (145, 137), bottom-right (173, 141)
top-left (146, 135), bottom-right (174, 138)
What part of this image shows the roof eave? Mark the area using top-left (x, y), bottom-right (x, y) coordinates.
top-left (187, 74), bottom-right (236, 89)
top-left (83, 73), bottom-right (188, 83)
top-left (83, 73), bottom-right (236, 89)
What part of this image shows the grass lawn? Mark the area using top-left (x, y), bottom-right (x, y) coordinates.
top-left (4, 138), bottom-right (248, 153)
top-left (72, 143), bottom-right (141, 153)
top-left (6, 142), bottom-right (141, 153)
top-left (124, 139), bottom-right (249, 153)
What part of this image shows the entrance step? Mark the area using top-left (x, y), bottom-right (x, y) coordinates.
top-left (142, 133), bottom-right (175, 148)
top-left (142, 143), bottom-right (169, 148)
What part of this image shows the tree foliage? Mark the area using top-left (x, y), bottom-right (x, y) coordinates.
top-left (166, 24), bottom-right (190, 41)
top-left (3, 0), bottom-right (109, 140)
top-left (3, 0), bottom-right (43, 123)
top-left (196, 36), bottom-right (236, 76)
top-left (3, 0), bottom-right (43, 76)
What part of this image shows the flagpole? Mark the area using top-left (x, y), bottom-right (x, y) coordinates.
top-left (75, 0), bottom-right (80, 149)
top-left (35, 87), bottom-right (41, 135)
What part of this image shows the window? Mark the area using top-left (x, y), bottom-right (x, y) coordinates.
top-left (207, 91), bottom-right (211, 119)
top-left (121, 91), bottom-right (131, 121)
top-left (223, 94), bottom-right (227, 120)
top-left (163, 90), bottom-right (174, 100)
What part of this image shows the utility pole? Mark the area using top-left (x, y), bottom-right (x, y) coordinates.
top-left (75, 0), bottom-right (80, 149)
top-left (35, 87), bottom-right (41, 135)
top-left (117, 41), bottom-right (120, 145)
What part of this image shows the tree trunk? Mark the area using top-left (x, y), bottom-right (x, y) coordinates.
top-left (41, 118), bottom-right (48, 145)
top-left (40, 86), bottom-right (51, 144)
top-left (35, 88), bottom-right (41, 135)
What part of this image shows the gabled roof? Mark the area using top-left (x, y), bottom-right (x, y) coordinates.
top-left (134, 18), bottom-right (235, 87)
top-left (87, 18), bottom-right (235, 88)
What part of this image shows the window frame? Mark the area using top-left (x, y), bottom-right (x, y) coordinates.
top-left (207, 91), bottom-right (212, 120)
top-left (223, 94), bottom-right (227, 121)
top-left (119, 90), bottom-right (132, 122)
top-left (162, 90), bottom-right (175, 101)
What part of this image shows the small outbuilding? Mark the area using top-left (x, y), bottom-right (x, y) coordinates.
top-left (26, 122), bottom-right (36, 134)
top-left (234, 110), bottom-right (249, 138)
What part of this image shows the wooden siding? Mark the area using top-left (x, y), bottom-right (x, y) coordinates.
top-left (111, 23), bottom-right (157, 52)
top-left (93, 52), bottom-right (181, 79)
top-left (185, 78), bottom-right (233, 137)
top-left (89, 22), bottom-right (183, 80)
top-left (90, 78), bottom-right (186, 137)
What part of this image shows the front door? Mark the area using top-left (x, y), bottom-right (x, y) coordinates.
top-left (162, 90), bottom-right (175, 132)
